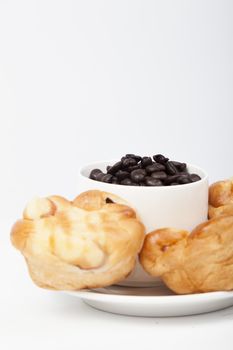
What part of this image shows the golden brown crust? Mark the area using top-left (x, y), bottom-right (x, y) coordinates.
top-left (208, 178), bottom-right (233, 218)
top-left (23, 197), bottom-right (56, 219)
top-left (11, 190), bottom-right (145, 290)
top-left (139, 228), bottom-right (188, 277)
top-left (139, 216), bottom-right (233, 294)
top-left (73, 190), bottom-right (129, 211)
top-left (11, 220), bottom-right (35, 251)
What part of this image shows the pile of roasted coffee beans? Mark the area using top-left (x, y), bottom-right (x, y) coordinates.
top-left (89, 154), bottom-right (201, 186)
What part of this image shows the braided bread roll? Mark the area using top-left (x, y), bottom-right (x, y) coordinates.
top-left (11, 190), bottom-right (145, 290)
top-left (140, 215), bottom-right (233, 294)
top-left (209, 178), bottom-right (233, 219)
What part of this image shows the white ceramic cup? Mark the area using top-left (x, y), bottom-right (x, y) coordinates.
top-left (77, 160), bottom-right (209, 287)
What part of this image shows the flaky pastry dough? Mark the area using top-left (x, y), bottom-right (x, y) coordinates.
top-left (209, 178), bottom-right (233, 219)
top-left (11, 190), bottom-right (145, 290)
top-left (139, 215), bottom-right (233, 294)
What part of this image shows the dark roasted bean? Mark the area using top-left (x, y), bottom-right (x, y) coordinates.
top-left (127, 164), bottom-right (141, 172)
top-left (176, 174), bottom-right (189, 183)
top-left (107, 161), bottom-right (122, 174)
top-left (131, 169), bottom-right (147, 183)
top-left (189, 174), bottom-right (201, 182)
top-left (179, 163), bottom-right (187, 172)
top-left (176, 174), bottom-right (188, 179)
top-left (171, 161), bottom-right (187, 172)
top-left (146, 163), bottom-right (165, 173)
top-left (141, 157), bottom-right (153, 168)
top-left (151, 171), bottom-right (167, 180)
top-left (90, 169), bottom-right (103, 180)
top-left (115, 170), bottom-right (130, 180)
top-left (178, 177), bottom-right (191, 184)
top-left (165, 161), bottom-right (179, 175)
top-left (96, 172), bottom-right (105, 181)
top-left (126, 154), bottom-right (142, 162)
top-left (89, 154), bottom-right (201, 186)
top-left (153, 154), bottom-right (169, 164)
top-left (111, 176), bottom-right (119, 184)
top-left (163, 175), bottom-right (180, 185)
top-left (122, 158), bottom-right (137, 168)
top-left (126, 154), bottom-right (136, 158)
top-left (178, 171), bottom-right (189, 176)
top-left (102, 174), bottom-right (113, 183)
top-left (144, 177), bottom-right (163, 186)
top-left (120, 178), bottom-right (133, 186)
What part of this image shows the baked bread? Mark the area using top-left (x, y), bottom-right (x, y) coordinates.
top-left (209, 178), bottom-right (233, 219)
top-left (139, 215), bottom-right (233, 294)
top-left (11, 190), bottom-right (145, 290)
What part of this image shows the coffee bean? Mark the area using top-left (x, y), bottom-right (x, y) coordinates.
top-left (175, 174), bottom-right (189, 182)
top-left (126, 154), bottom-right (142, 162)
top-left (89, 154), bottom-right (201, 186)
top-left (127, 164), bottom-right (141, 172)
top-left (102, 174), bottom-right (113, 183)
top-left (178, 171), bottom-right (189, 176)
top-left (111, 176), bottom-right (119, 184)
top-left (96, 172), bottom-right (105, 181)
top-left (120, 178), bottom-right (133, 186)
top-left (180, 164), bottom-right (187, 172)
top-left (171, 161), bottom-right (187, 172)
top-left (151, 171), bottom-right (167, 180)
top-left (165, 161), bottom-right (179, 175)
top-left (179, 165), bottom-right (187, 172)
top-left (153, 154), bottom-right (169, 164)
top-left (90, 169), bottom-right (102, 180)
top-left (141, 157), bottom-right (153, 168)
top-left (107, 161), bottom-right (122, 174)
top-left (163, 175), bottom-right (180, 185)
top-left (146, 163), bottom-right (165, 174)
top-left (190, 174), bottom-right (201, 182)
top-left (131, 169), bottom-right (147, 183)
top-left (178, 177), bottom-right (191, 184)
top-left (145, 177), bottom-right (163, 186)
top-left (122, 158), bottom-right (137, 168)
top-left (115, 170), bottom-right (130, 180)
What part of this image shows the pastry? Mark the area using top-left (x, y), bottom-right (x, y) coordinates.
top-left (11, 190), bottom-right (145, 290)
top-left (209, 178), bottom-right (233, 219)
top-left (139, 215), bottom-right (233, 294)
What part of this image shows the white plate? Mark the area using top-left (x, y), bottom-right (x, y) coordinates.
top-left (65, 283), bottom-right (233, 317)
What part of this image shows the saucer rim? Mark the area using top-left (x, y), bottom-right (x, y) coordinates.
top-left (65, 287), bottom-right (233, 303)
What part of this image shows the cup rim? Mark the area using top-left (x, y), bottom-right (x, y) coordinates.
top-left (78, 159), bottom-right (209, 190)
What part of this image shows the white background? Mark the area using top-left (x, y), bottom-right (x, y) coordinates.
top-left (0, 1), bottom-right (233, 349)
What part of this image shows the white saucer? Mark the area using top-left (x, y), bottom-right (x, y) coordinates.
top-left (65, 283), bottom-right (233, 317)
